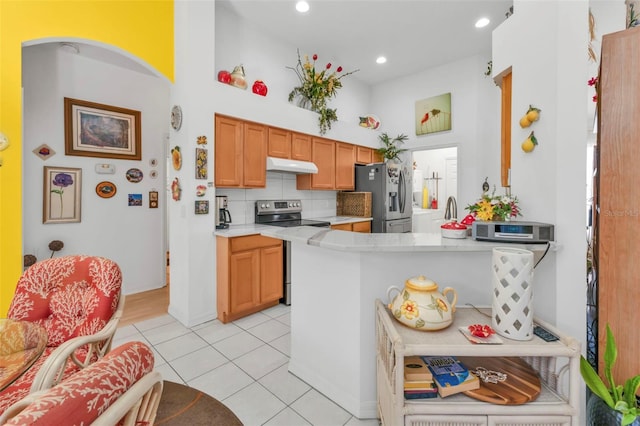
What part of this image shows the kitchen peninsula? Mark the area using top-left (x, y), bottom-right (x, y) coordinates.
top-left (256, 226), bottom-right (555, 419)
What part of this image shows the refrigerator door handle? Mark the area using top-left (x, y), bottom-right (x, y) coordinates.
top-left (399, 169), bottom-right (406, 213)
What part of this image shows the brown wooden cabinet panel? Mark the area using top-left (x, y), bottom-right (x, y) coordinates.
top-left (356, 146), bottom-right (373, 164)
top-left (267, 127), bottom-right (291, 158)
top-left (352, 221), bottom-right (371, 233)
top-left (330, 221), bottom-right (371, 233)
top-left (229, 250), bottom-right (260, 314)
top-left (330, 223), bottom-right (352, 231)
top-left (297, 138), bottom-right (336, 190)
top-left (372, 149), bottom-right (383, 163)
top-left (216, 235), bottom-right (282, 323)
top-left (214, 115), bottom-right (243, 187)
top-left (596, 26), bottom-right (640, 385)
top-left (335, 142), bottom-right (355, 190)
top-left (291, 132), bottom-right (312, 161)
top-left (243, 122), bottom-right (267, 187)
top-left (261, 245), bottom-right (283, 302)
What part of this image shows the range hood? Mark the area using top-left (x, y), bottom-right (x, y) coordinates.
top-left (266, 156), bottom-right (318, 174)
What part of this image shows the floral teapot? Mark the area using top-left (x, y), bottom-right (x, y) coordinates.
top-left (387, 275), bottom-right (457, 331)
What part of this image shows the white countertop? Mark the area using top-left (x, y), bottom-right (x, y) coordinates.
top-left (257, 226), bottom-right (552, 254)
top-left (215, 216), bottom-right (552, 255)
top-left (214, 216), bottom-right (372, 238)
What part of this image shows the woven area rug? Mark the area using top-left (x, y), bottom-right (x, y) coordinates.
top-left (155, 380), bottom-right (243, 425)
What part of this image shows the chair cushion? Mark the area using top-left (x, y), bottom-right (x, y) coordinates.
top-left (0, 347), bottom-right (87, 414)
top-left (2, 342), bottom-right (154, 426)
top-left (7, 256), bottom-right (122, 347)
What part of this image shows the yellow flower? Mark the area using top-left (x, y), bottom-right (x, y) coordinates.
top-left (401, 300), bottom-right (419, 320)
top-left (476, 200), bottom-right (495, 221)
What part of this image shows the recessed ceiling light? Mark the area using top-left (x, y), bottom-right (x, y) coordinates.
top-left (296, 1), bottom-right (309, 13)
top-left (475, 17), bottom-right (490, 28)
top-left (376, 56), bottom-right (387, 64)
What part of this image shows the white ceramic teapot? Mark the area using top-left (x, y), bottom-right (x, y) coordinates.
top-left (387, 275), bottom-right (458, 331)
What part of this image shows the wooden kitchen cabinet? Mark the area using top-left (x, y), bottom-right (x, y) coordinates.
top-left (297, 137), bottom-right (336, 190)
top-left (335, 142), bottom-right (355, 190)
top-left (216, 235), bottom-right (283, 323)
top-left (214, 114), bottom-right (267, 188)
top-left (330, 220), bottom-right (371, 233)
top-left (267, 127), bottom-right (291, 158)
top-left (356, 146), bottom-right (373, 164)
top-left (291, 132), bottom-right (312, 161)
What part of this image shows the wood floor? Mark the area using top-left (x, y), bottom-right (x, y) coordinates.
top-left (119, 286), bottom-right (169, 327)
top-left (119, 255), bottom-right (170, 327)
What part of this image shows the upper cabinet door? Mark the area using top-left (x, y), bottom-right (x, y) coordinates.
top-left (243, 122), bottom-right (267, 187)
top-left (355, 146), bottom-right (372, 165)
top-left (309, 138), bottom-right (336, 189)
top-left (214, 115), bottom-right (243, 187)
top-left (291, 132), bottom-right (312, 161)
top-left (267, 127), bottom-right (291, 158)
top-left (335, 142), bottom-right (355, 190)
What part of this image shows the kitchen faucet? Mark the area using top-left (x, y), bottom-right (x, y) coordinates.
top-left (444, 196), bottom-right (457, 220)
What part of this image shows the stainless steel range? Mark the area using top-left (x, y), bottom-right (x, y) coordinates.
top-left (255, 199), bottom-right (330, 305)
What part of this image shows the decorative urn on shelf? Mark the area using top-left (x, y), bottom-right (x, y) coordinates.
top-left (387, 275), bottom-right (457, 331)
top-left (230, 65), bottom-right (247, 90)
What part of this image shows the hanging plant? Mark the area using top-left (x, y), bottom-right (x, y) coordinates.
top-left (287, 49), bottom-right (359, 135)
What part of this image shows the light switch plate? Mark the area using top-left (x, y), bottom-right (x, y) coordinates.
top-left (95, 163), bottom-right (115, 174)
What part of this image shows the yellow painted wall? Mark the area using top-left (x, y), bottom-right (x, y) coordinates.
top-left (0, 0), bottom-right (174, 314)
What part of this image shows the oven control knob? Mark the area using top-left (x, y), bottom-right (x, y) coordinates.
top-left (296, 202), bottom-right (301, 207)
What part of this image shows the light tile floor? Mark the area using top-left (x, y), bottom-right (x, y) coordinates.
top-left (113, 304), bottom-right (380, 426)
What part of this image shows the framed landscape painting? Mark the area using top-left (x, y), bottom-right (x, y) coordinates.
top-left (64, 97), bottom-right (141, 160)
top-left (43, 166), bottom-right (82, 224)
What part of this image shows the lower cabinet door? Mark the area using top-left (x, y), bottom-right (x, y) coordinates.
top-left (260, 245), bottom-right (283, 302)
top-left (229, 250), bottom-right (260, 313)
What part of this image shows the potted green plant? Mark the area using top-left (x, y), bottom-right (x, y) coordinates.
top-left (580, 324), bottom-right (640, 426)
top-left (376, 133), bottom-right (409, 162)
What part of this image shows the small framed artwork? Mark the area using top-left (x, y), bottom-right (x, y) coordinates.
top-left (195, 200), bottom-right (209, 215)
top-left (128, 193), bottom-right (143, 206)
top-left (96, 181), bottom-right (117, 199)
top-left (33, 144), bottom-right (55, 161)
top-left (43, 166), bottom-right (82, 224)
top-left (195, 148), bottom-right (208, 179)
top-left (64, 97), bottom-right (141, 160)
top-left (149, 191), bottom-right (158, 208)
top-left (415, 92), bottom-right (452, 136)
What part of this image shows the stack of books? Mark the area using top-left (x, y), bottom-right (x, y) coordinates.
top-left (403, 356), bottom-right (437, 399)
top-left (422, 355), bottom-right (480, 398)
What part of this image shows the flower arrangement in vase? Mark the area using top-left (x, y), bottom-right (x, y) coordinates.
top-left (287, 49), bottom-right (359, 135)
top-left (465, 187), bottom-right (521, 221)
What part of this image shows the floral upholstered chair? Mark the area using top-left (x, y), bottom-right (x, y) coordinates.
top-left (0, 341), bottom-right (163, 426)
top-left (0, 255), bottom-right (124, 414)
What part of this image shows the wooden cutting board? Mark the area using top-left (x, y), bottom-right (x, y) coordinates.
top-left (457, 356), bottom-right (541, 405)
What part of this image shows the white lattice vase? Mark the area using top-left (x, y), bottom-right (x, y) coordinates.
top-left (491, 247), bottom-right (534, 341)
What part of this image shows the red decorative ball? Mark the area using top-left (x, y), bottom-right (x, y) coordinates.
top-left (252, 80), bottom-right (268, 96)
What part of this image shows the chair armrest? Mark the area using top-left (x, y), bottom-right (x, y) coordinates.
top-left (92, 371), bottom-right (163, 426)
top-left (0, 389), bottom-right (49, 423)
top-left (29, 295), bottom-right (125, 392)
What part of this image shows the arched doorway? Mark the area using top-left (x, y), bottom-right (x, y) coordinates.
top-left (21, 40), bottom-right (170, 315)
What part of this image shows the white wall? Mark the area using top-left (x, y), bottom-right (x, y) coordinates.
top-left (494, 0), bottom-right (589, 341)
top-left (22, 44), bottom-right (168, 296)
top-left (370, 54), bottom-right (502, 210)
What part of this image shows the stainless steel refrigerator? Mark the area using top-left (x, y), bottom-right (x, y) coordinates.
top-left (355, 155), bottom-right (412, 233)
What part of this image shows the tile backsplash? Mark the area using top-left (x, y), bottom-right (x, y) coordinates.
top-left (216, 171), bottom-right (338, 224)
